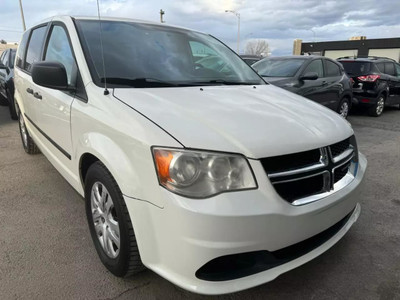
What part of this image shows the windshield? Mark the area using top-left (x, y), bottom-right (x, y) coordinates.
top-left (340, 61), bottom-right (372, 76)
top-left (253, 58), bottom-right (306, 77)
top-left (74, 20), bottom-right (264, 88)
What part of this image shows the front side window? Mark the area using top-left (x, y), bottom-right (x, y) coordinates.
top-left (75, 20), bottom-right (264, 87)
top-left (252, 58), bottom-right (305, 77)
top-left (25, 26), bottom-right (47, 72)
top-left (325, 60), bottom-right (341, 77)
top-left (44, 25), bottom-right (77, 85)
top-left (3, 50), bottom-right (9, 67)
top-left (303, 60), bottom-right (324, 78)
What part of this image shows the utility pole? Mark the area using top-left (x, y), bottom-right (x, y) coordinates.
top-left (18, 0), bottom-right (26, 31)
top-left (160, 9), bottom-right (165, 23)
top-left (225, 10), bottom-right (240, 54)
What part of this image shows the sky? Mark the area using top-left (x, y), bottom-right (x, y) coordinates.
top-left (1, 0), bottom-right (400, 56)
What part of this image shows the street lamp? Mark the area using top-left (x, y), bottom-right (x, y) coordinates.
top-left (18, 0), bottom-right (26, 31)
top-left (225, 10), bottom-right (240, 54)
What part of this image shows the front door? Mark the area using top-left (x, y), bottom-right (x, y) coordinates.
top-left (33, 24), bottom-right (77, 161)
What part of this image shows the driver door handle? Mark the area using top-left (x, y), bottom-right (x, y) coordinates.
top-left (321, 81), bottom-right (328, 86)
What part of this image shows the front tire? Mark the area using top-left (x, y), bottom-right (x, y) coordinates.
top-left (18, 111), bottom-right (40, 154)
top-left (368, 95), bottom-right (385, 117)
top-left (85, 161), bottom-right (145, 277)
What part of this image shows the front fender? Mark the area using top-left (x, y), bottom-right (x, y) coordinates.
top-left (75, 132), bottom-right (165, 208)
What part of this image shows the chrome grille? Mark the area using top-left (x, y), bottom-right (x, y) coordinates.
top-left (261, 136), bottom-right (358, 205)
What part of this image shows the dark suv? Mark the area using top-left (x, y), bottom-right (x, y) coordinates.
top-left (252, 56), bottom-right (353, 118)
top-left (337, 57), bottom-right (400, 117)
top-left (0, 48), bottom-right (17, 120)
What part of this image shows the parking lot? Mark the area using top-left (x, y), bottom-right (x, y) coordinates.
top-left (0, 104), bottom-right (399, 300)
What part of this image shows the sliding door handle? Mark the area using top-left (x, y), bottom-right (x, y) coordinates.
top-left (33, 92), bottom-right (42, 100)
top-left (26, 88), bottom-right (33, 94)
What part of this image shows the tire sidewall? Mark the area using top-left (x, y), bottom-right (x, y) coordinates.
top-left (7, 90), bottom-right (18, 120)
top-left (84, 163), bottom-right (131, 276)
top-left (18, 112), bottom-right (29, 153)
top-left (338, 98), bottom-right (350, 118)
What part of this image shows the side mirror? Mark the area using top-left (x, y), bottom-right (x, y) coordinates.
top-left (300, 72), bottom-right (318, 81)
top-left (32, 61), bottom-right (73, 90)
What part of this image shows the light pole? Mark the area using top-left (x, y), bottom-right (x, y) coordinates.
top-left (18, 0), bottom-right (26, 31)
top-left (225, 10), bottom-right (240, 54)
top-left (309, 29), bottom-right (316, 42)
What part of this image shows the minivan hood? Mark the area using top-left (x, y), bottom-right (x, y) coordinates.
top-left (113, 85), bottom-right (353, 158)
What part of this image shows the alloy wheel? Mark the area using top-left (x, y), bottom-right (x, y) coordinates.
top-left (19, 114), bottom-right (28, 148)
top-left (376, 97), bottom-right (384, 115)
top-left (91, 182), bottom-right (120, 259)
top-left (339, 101), bottom-right (349, 118)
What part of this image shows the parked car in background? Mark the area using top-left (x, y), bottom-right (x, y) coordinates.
top-left (14, 16), bottom-right (366, 295)
top-left (252, 56), bottom-right (353, 118)
top-left (240, 55), bottom-right (262, 66)
top-left (337, 56), bottom-right (400, 117)
top-left (0, 48), bottom-right (18, 119)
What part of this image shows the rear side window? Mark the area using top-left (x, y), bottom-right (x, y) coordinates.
top-left (384, 62), bottom-right (395, 76)
top-left (341, 61), bottom-right (372, 76)
top-left (325, 60), bottom-right (341, 77)
top-left (303, 59), bottom-right (323, 78)
top-left (395, 64), bottom-right (400, 78)
top-left (44, 25), bottom-right (77, 85)
top-left (16, 31), bottom-right (30, 68)
top-left (24, 26), bottom-right (47, 73)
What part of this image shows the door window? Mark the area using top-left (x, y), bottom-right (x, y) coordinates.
top-left (0, 50), bottom-right (6, 64)
top-left (384, 62), bottom-right (395, 76)
top-left (395, 64), bottom-right (400, 78)
top-left (325, 60), bottom-right (341, 77)
top-left (303, 59), bottom-right (323, 78)
top-left (24, 26), bottom-right (47, 72)
top-left (44, 25), bottom-right (77, 85)
top-left (3, 50), bottom-right (9, 67)
top-left (16, 31), bottom-right (30, 69)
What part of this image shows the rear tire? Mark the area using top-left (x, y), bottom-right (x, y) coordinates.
top-left (18, 111), bottom-right (40, 154)
top-left (368, 95), bottom-right (385, 117)
top-left (0, 93), bottom-right (8, 106)
top-left (337, 98), bottom-right (351, 119)
top-left (85, 161), bottom-right (145, 277)
top-left (7, 90), bottom-right (18, 120)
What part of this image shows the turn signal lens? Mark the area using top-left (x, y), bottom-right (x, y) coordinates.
top-left (152, 148), bottom-right (257, 198)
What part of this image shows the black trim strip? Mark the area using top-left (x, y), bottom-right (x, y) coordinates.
top-left (24, 113), bottom-right (71, 160)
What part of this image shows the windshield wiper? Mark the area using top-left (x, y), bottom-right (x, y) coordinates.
top-left (196, 79), bottom-right (258, 85)
top-left (100, 77), bottom-right (180, 88)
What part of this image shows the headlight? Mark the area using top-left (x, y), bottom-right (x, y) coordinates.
top-left (152, 148), bottom-right (257, 198)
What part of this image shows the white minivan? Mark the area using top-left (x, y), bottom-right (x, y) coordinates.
top-left (14, 16), bottom-right (367, 295)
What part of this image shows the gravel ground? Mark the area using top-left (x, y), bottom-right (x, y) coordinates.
top-left (0, 104), bottom-right (399, 300)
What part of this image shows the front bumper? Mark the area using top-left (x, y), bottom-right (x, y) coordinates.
top-left (124, 153), bottom-right (367, 295)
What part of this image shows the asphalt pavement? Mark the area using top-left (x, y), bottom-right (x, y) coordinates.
top-left (0, 104), bottom-right (399, 300)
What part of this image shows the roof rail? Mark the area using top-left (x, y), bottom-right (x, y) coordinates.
top-left (365, 56), bottom-right (397, 62)
top-left (337, 55), bottom-right (397, 62)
